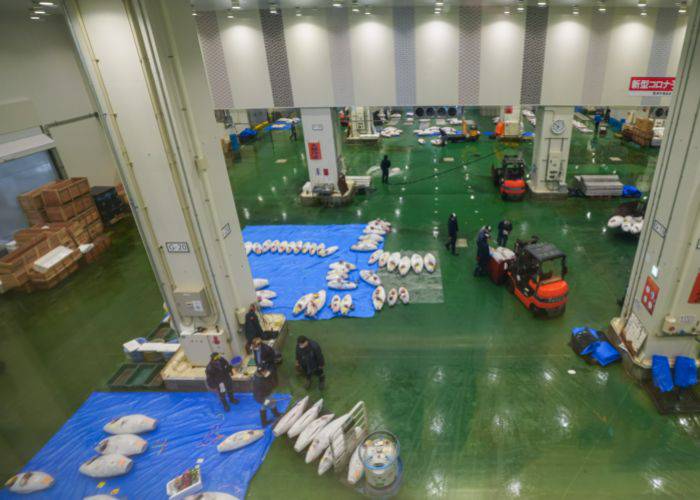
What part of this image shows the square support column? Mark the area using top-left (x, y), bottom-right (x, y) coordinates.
top-left (528, 106), bottom-right (573, 197)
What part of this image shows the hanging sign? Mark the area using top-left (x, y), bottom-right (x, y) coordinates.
top-left (308, 142), bottom-right (322, 160)
top-left (629, 77), bottom-right (675, 96)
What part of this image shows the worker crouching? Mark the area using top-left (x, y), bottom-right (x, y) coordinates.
top-left (205, 353), bottom-right (239, 412)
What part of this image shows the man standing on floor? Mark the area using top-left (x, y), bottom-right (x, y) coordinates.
top-left (380, 155), bottom-right (391, 184)
top-left (296, 336), bottom-right (325, 390)
top-left (205, 352), bottom-right (239, 412)
top-left (497, 219), bottom-right (513, 247)
top-left (253, 367), bottom-right (281, 427)
top-left (251, 337), bottom-right (277, 383)
top-left (474, 225), bottom-right (492, 277)
top-left (445, 213), bottom-right (459, 256)
top-left (289, 121), bottom-right (298, 141)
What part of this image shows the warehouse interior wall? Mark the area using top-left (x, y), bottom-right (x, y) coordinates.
top-left (0, 3), bottom-right (119, 187)
top-left (196, 6), bottom-right (687, 109)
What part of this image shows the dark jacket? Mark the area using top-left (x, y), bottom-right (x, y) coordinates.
top-left (244, 310), bottom-right (264, 343)
top-left (380, 158), bottom-right (391, 173)
top-left (205, 357), bottom-right (232, 389)
top-left (296, 340), bottom-right (325, 375)
top-left (498, 220), bottom-right (513, 237)
top-left (476, 229), bottom-right (491, 260)
top-left (252, 369), bottom-right (276, 404)
top-left (448, 216), bottom-right (458, 237)
top-left (253, 343), bottom-right (276, 372)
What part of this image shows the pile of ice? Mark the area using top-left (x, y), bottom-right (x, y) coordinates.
top-left (448, 118), bottom-right (462, 125)
top-left (414, 126), bottom-right (457, 137)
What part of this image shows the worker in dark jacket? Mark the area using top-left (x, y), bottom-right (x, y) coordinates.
top-left (380, 155), bottom-right (391, 184)
top-left (244, 304), bottom-right (276, 344)
top-left (474, 226), bottom-right (492, 277)
top-left (205, 352), bottom-right (239, 412)
top-left (296, 336), bottom-right (325, 390)
top-left (289, 121), bottom-right (298, 141)
top-left (253, 367), bottom-right (281, 426)
top-left (497, 219), bottom-right (513, 247)
top-left (444, 213), bottom-right (459, 255)
top-left (251, 337), bottom-right (277, 383)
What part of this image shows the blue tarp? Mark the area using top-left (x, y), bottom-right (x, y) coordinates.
top-left (239, 128), bottom-right (257, 139)
top-left (652, 355), bottom-right (674, 393)
top-left (622, 185), bottom-right (642, 198)
top-left (591, 341), bottom-right (621, 367)
top-left (264, 121), bottom-right (292, 131)
top-left (243, 224), bottom-right (381, 320)
top-left (674, 356), bottom-right (698, 388)
top-left (1, 392), bottom-right (290, 499)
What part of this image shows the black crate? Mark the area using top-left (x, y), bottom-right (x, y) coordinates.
top-left (91, 186), bottom-right (126, 223)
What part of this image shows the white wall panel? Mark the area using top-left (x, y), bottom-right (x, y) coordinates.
top-left (540, 8), bottom-right (591, 105)
top-left (218, 11), bottom-right (274, 108)
top-left (0, 5), bottom-right (118, 185)
top-left (349, 8), bottom-right (397, 106)
top-left (480, 9), bottom-right (524, 105)
top-left (415, 8), bottom-right (459, 105)
top-left (661, 14), bottom-right (689, 106)
top-left (283, 11), bottom-right (334, 107)
top-left (601, 11), bottom-right (655, 106)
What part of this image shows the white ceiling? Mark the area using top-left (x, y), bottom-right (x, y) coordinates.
top-left (193, 0), bottom-right (687, 10)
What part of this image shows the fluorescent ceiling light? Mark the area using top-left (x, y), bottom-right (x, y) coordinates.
top-left (30, 15), bottom-right (40, 20)
top-left (640, 10), bottom-right (647, 15)
top-left (332, 1), bottom-right (343, 7)
top-left (504, 8), bottom-right (511, 15)
top-left (296, 7), bottom-right (301, 16)
top-left (435, 1), bottom-right (444, 5)
top-left (34, 9), bottom-right (47, 14)
top-left (537, 1), bottom-right (546, 6)
top-left (38, 1), bottom-right (55, 6)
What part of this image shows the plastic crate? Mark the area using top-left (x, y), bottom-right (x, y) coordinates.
top-left (107, 362), bottom-right (164, 390)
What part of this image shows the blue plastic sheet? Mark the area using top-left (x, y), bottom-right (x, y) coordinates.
top-left (591, 341), bottom-right (621, 367)
top-left (652, 355), bottom-right (674, 393)
top-left (264, 121), bottom-right (292, 131)
top-left (622, 185), bottom-right (642, 198)
top-left (1, 392), bottom-right (290, 499)
top-left (673, 356), bottom-right (698, 388)
top-left (243, 224), bottom-right (381, 320)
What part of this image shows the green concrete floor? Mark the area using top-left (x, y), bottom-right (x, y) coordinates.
top-left (3, 112), bottom-right (700, 498)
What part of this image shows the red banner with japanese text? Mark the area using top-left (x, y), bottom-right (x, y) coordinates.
top-left (629, 77), bottom-right (675, 96)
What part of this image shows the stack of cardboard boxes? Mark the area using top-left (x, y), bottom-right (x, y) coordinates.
top-left (0, 178), bottom-right (113, 293)
top-left (623, 117), bottom-right (654, 147)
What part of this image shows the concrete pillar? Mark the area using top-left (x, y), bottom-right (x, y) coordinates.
top-left (528, 106), bottom-right (573, 196)
top-left (300, 107), bottom-right (342, 188)
top-left (611, 2), bottom-right (700, 370)
top-left (64, 0), bottom-right (255, 361)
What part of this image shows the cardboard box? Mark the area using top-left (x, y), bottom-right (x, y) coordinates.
top-left (18, 185), bottom-right (49, 211)
top-left (635, 118), bottom-right (654, 132)
top-left (40, 178), bottom-right (90, 206)
top-left (24, 209), bottom-right (47, 225)
top-left (45, 202), bottom-right (78, 222)
top-left (86, 220), bottom-right (104, 239)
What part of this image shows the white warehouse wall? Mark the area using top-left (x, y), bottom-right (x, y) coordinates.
top-left (0, 3), bottom-right (119, 186)
top-left (195, 5), bottom-right (687, 108)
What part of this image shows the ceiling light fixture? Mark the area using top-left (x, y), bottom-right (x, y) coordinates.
top-left (30, 15), bottom-right (40, 20)
top-left (231, 0), bottom-right (241, 10)
top-left (33, 9), bottom-right (47, 14)
top-left (517, 0), bottom-right (525, 12)
top-left (269, 3), bottom-right (278, 14)
top-left (364, 7), bottom-right (371, 15)
top-left (678, 2), bottom-right (687, 14)
top-left (504, 7), bottom-right (511, 15)
top-left (351, 0), bottom-right (359, 13)
top-left (637, 0), bottom-right (647, 7)
top-left (296, 7), bottom-right (302, 16)
top-left (38, 1), bottom-right (55, 6)
top-left (435, 1), bottom-right (444, 5)
top-left (332, 1), bottom-right (343, 7)
top-left (572, 5), bottom-right (579, 15)
top-left (641, 9), bottom-right (647, 16)
top-left (537, 1), bottom-right (547, 6)
top-left (597, 1), bottom-right (606, 13)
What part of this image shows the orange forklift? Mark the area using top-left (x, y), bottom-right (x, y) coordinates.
top-left (492, 154), bottom-right (526, 200)
top-left (505, 240), bottom-right (569, 317)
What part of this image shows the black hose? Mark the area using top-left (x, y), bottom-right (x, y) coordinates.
top-left (390, 148), bottom-right (505, 186)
